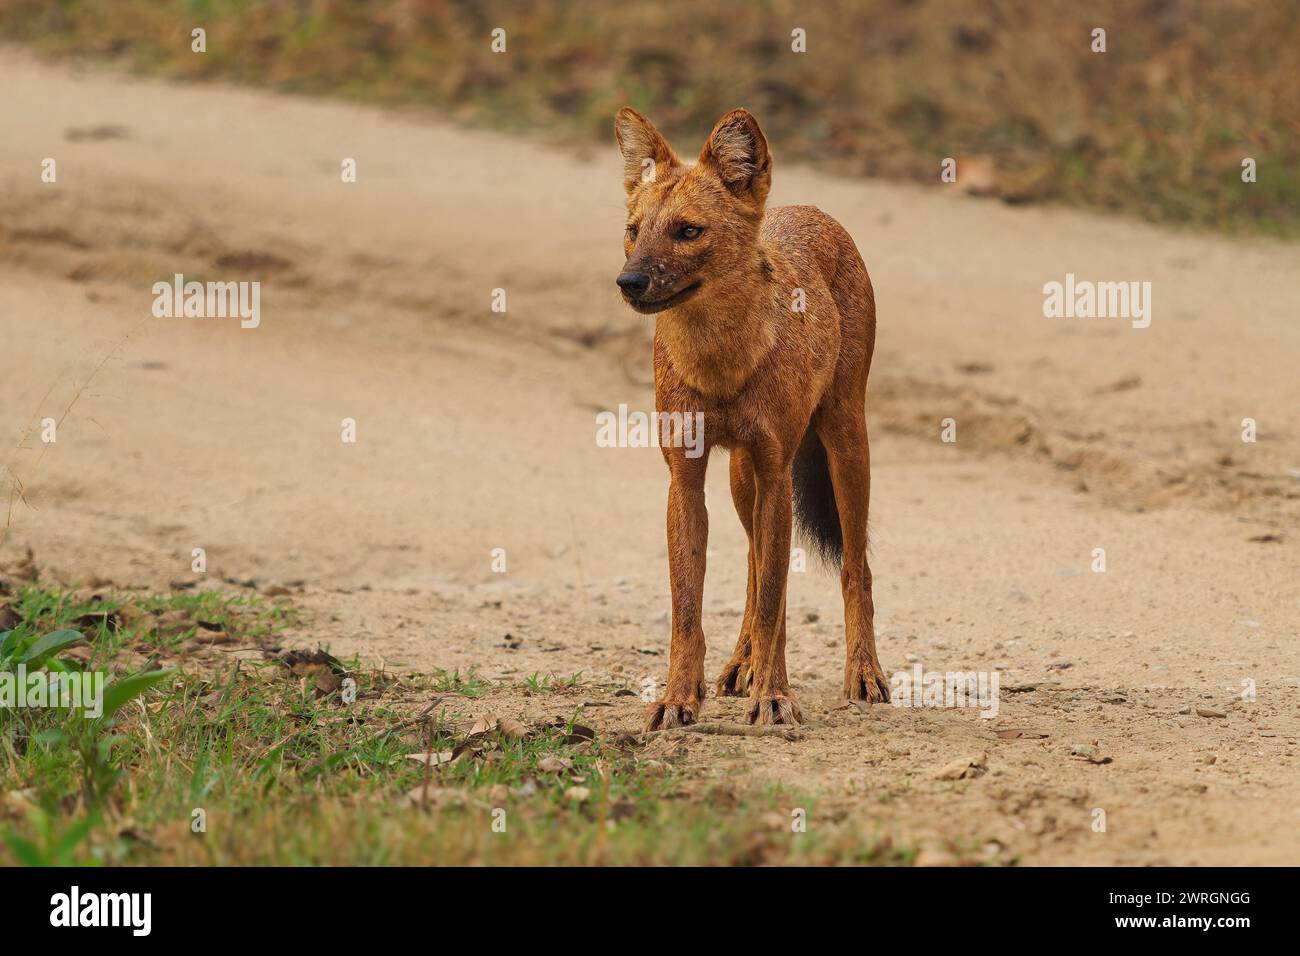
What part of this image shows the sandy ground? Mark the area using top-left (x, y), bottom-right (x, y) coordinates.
top-left (2, 51), bottom-right (1298, 865)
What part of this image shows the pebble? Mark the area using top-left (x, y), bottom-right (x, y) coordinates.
top-left (914, 847), bottom-right (959, 867)
top-left (1071, 744), bottom-right (1112, 764)
top-left (935, 754), bottom-right (987, 780)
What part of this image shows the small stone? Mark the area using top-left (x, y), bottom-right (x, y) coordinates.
top-left (914, 847), bottom-right (959, 867)
top-left (1071, 744), bottom-right (1112, 764)
top-left (935, 754), bottom-right (987, 780)
top-left (1196, 708), bottom-right (1226, 719)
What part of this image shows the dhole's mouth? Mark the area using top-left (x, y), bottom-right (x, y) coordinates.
top-left (623, 281), bottom-right (702, 314)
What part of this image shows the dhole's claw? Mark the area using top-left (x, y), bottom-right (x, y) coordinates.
top-left (844, 660), bottom-right (891, 705)
top-left (714, 656), bottom-right (753, 697)
top-left (644, 700), bottom-right (700, 731)
top-left (747, 694), bottom-right (803, 726)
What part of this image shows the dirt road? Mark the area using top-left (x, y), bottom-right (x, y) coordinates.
top-left (2, 51), bottom-right (1297, 864)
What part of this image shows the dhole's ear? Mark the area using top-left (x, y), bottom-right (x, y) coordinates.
top-left (700, 108), bottom-right (771, 206)
top-left (614, 108), bottom-right (680, 195)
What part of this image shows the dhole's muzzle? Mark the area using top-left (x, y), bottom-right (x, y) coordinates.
top-left (615, 265), bottom-right (701, 314)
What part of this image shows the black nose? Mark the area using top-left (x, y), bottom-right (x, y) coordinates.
top-left (617, 271), bottom-right (651, 296)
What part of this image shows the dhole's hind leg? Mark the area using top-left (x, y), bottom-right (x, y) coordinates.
top-left (820, 415), bottom-right (890, 704)
top-left (747, 591), bottom-right (801, 725)
top-left (716, 450), bottom-right (756, 696)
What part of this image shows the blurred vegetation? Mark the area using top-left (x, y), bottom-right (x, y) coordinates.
top-left (2, 0), bottom-right (1298, 235)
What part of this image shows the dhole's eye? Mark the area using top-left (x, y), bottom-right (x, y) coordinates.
top-left (678, 224), bottom-right (704, 240)
top-left (625, 224), bottom-right (638, 239)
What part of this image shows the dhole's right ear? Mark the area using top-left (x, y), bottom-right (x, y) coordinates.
top-left (615, 108), bottom-right (680, 195)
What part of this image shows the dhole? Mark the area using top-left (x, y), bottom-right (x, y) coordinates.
top-left (614, 107), bottom-right (889, 730)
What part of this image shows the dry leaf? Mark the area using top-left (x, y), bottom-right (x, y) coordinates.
top-left (497, 717), bottom-right (528, 741)
top-left (406, 751), bottom-right (457, 766)
top-left (279, 648), bottom-right (347, 677)
top-left (470, 715), bottom-right (499, 736)
top-left (149, 609), bottom-right (196, 639)
top-left (190, 630), bottom-right (238, 647)
top-left (313, 671), bottom-right (344, 697)
top-left (0, 603), bottom-right (21, 630)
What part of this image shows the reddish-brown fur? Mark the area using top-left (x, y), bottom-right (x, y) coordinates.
top-left (614, 107), bottom-right (889, 729)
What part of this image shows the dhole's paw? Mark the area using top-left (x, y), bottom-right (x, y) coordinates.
top-left (714, 653), bottom-right (753, 697)
top-left (747, 694), bottom-right (803, 726)
top-left (844, 660), bottom-right (891, 705)
top-left (644, 699), bottom-right (701, 731)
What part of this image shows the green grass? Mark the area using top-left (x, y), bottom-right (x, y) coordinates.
top-left (523, 671), bottom-right (584, 695)
top-left (429, 667), bottom-right (491, 698)
top-left (0, 583), bottom-right (924, 865)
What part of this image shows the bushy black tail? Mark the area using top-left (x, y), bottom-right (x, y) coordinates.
top-left (792, 427), bottom-right (843, 568)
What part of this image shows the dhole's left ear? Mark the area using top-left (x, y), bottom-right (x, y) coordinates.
top-left (615, 107), bottom-right (681, 196)
top-left (700, 108), bottom-right (771, 206)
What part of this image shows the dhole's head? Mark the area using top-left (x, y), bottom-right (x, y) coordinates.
top-left (614, 107), bottom-right (771, 314)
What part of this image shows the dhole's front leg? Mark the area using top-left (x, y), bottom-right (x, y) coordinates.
top-left (645, 456), bottom-right (709, 730)
top-left (745, 462), bottom-right (802, 725)
top-left (717, 449), bottom-right (756, 696)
